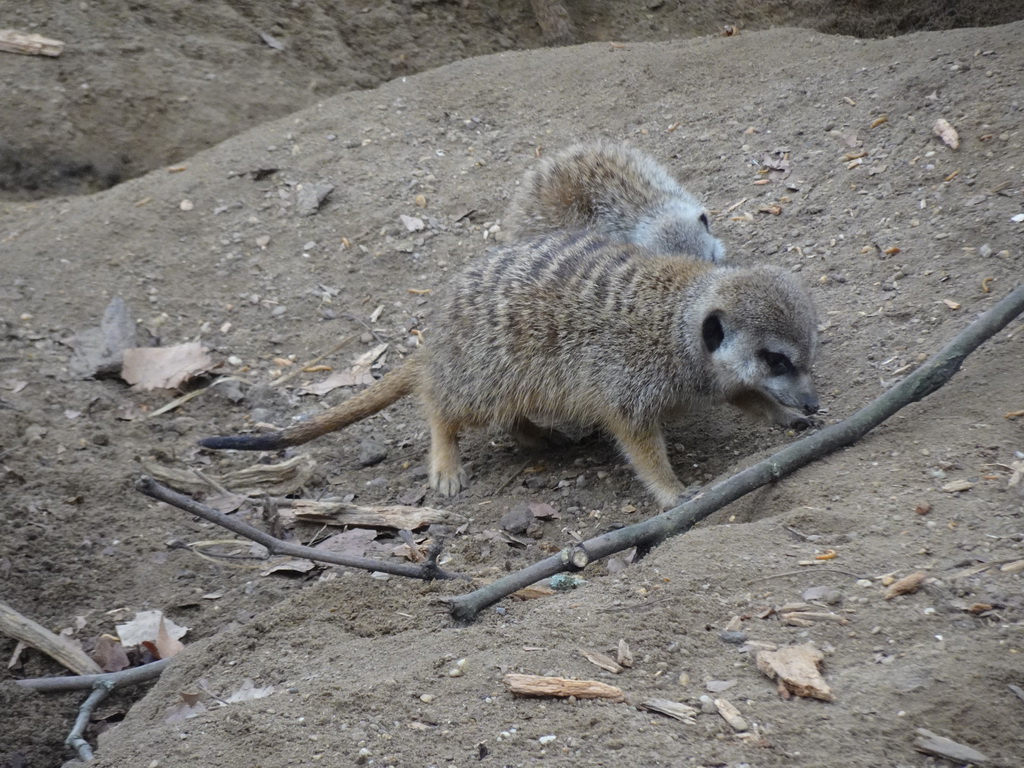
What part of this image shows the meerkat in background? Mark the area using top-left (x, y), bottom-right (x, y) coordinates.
top-left (506, 140), bottom-right (726, 264)
top-left (201, 230), bottom-right (818, 508)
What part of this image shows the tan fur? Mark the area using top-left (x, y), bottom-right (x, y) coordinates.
top-left (202, 230), bottom-right (819, 507)
top-left (507, 140), bottom-right (726, 263)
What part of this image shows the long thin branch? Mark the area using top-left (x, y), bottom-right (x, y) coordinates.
top-left (14, 658), bottom-right (171, 693)
top-left (449, 283), bottom-right (1024, 623)
top-left (135, 476), bottom-right (465, 581)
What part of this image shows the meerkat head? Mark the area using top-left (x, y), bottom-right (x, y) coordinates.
top-left (695, 266), bottom-right (819, 426)
top-left (634, 199), bottom-right (726, 264)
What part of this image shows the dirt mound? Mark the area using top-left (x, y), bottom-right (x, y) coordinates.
top-left (2, 0), bottom-right (1022, 198)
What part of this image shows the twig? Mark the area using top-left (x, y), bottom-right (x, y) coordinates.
top-left (14, 658), bottom-right (171, 693)
top-left (66, 683), bottom-right (112, 761)
top-left (0, 600), bottom-right (103, 675)
top-left (448, 284), bottom-right (1024, 622)
top-left (136, 476), bottom-right (465, 581)
top-left (270, 333), bottom-right (359, 387)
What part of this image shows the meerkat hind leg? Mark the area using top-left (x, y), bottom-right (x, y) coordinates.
top-left (608, 420), bottom-right (686, 508)
top-left (427, 410), bottom-right (467, 496)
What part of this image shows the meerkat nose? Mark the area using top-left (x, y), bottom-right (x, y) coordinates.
top-left (801, 394), bottom-right (820, 415)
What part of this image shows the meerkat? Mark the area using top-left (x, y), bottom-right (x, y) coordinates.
top-left (506, 140), bottom-right (726, 264)
top-left (200, 230), bottom-right (818, 508)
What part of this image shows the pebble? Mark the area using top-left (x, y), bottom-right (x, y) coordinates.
top-left (699, 695), bottom-right (718, 714)
top-left (538, 735), bottom-right (556, 746)
top-left (447, 658), bottom-right (467, 677)
top-left (419, 694), bottom-right (434, 704)
top-left (271, 305), bottom-right (286, 316)
top-left (358, 439), bottom-right (388, 467)
top-left (500, 505), bottom-right (533, 535)
top-left (718, 630), bottom-right (748, 645)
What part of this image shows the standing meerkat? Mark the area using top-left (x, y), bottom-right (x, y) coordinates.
top-left (201, 231), bottom-right (818, 508)
top-left (506, 140), bottom-right (726, 264)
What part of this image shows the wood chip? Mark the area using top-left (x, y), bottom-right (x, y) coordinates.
top-left (913, 728), bottom-right (988, 764)
top-left (943, 299), bottom-right (961, 310)
top-left (884, 571), bottom-right (929, 599)
top-left (1000, 560), bottom-right (1024, 574)
top-left (0, 29), bottom-right (65, 56)
top-left (714, 697), bottom-right (749, 732)
top-left (503, 674), bottom-right (625, 702)
top-left (755, 645), bottom-right (833, 701)
top-left (580, 649), bottom-right (623, 674)
top-left (641, 698), bottom-right (698, 723)
top-left (617, 639), bottom-right (634, 668)
top-left (932, 118), bottom-right (960, 149)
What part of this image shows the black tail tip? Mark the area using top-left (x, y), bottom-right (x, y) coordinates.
top-left (198, 433), bottom-right (284, 451)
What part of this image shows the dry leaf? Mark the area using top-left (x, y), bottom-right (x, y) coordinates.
top-left (226, 678), bottom-right (275, 703)
top-left (155, 615), bottom-right (185, 659)
top-left (90, 634), bottom-right (130, 673)
top-left (121, 343), bottom-right (214, 390)
top-left (933, 118), bottom-right (960, 149)
top-left (298, 343), bottom-right (387, 395)
top-left (115, 610), bottom-right (188, 648)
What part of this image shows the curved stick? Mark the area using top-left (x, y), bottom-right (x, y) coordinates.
top-left (449, 283), bottom-right (1024, 622)
top-left (136, 476), bottom-right (465, 581)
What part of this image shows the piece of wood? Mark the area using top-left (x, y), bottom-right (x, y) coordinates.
top-left (580, 649), bottom-right (623, 674)
top-left (714, 697), bottom-right (749, 732)
top-left (756, 645), bottom-right (833, 702)
top-left (913, 728), bottom-right (988, 764)
top-left (0, 29), bottom-right (65, 57)
top-left (885, 571), bottom-right (929, 599)
top-left (641, 698), bottom-right (697, 723)
top-left (503, 674), bottom-right (624, 701)
top-left (0, 600), bottom-right (102, 676)
top-left (284, 499), bottom-right (466, 530)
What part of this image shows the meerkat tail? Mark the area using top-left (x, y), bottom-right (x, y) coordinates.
top-left (199, 356), bottom-right (423, 451)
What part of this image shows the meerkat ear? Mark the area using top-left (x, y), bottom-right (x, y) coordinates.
top-left (702, 312), bottom-right (725, 353)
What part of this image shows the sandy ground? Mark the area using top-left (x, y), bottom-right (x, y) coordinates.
top-left (2, 5), bottom-right (1024, 768)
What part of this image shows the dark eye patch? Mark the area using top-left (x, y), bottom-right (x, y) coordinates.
top-left (760, 350), bottom-right (794, 376)
top-left (699, 213), bottom-right (710, 231)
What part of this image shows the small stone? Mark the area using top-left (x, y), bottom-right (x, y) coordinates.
top-left (419, 694), bottom-right (434, 704)
top-left (978, 244), bottom-right (993, 257)
top-left (358, 439), bottom-right (388, 467)
top-left (179, 199), bottom-right (193, 211)
top-left (718, 631), bottom-right (748, 645)
top-left (538, 735), bottom-right (556, 746)
top-left (296, 182), bottom-right (334, 216)
top-left (447, 658), bottom-right (467, 677)
top-left (500, 506), bottom-right (533, 535)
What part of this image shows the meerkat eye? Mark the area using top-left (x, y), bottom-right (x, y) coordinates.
top-left (760, 350), bottom-right (794, 377)
top-left (699, 213), bottom-right (710, 231)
